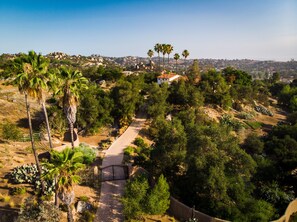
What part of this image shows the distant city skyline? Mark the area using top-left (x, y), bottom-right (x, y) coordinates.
top-left (0, 0), bottom-right (296, 61)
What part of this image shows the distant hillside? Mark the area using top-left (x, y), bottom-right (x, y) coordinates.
top-left (1, 52), bottom-right (297, 80)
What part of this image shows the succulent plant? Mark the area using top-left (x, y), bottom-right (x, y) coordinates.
top-left (8, 164), bottom-right (54, 196)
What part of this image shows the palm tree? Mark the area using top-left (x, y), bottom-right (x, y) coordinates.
top-left (154, 43), bottom-right (162, 70)
top-left (182, 50), bottom-right (190, 73)
top-left (161, 44), bottom-right (167, 68)
top-left (166, 44), bottom-right (174, 65)
top-left (173, 53), bottom-right (180, 73)
top-left (25, 51), bottom-right (54, 148)
top-left (55, 67), bottom-right (88, 148)
top-left (9, 53), bottom-right (45, 193)
top-left (43, 148), bottom-right (85, 222)
top-left (147, 49), bottom-right (154, 69)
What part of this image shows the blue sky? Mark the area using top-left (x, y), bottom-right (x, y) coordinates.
top-left (0, 0), bottom-right (296, 61)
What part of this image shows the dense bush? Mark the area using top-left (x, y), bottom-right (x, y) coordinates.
top-left (10, 187), bottom-right (27, 195)
top-left (0, 122), bottom-right (22, 141)
top-left (74, 143), bottom-right (96, 165)
top-left (124, 146), bottom-right (135, 156)
top-left (220, 114), bottom-right (244, 131)
top-left (121, 174), bottom-right (170, 220)
top-left (18, 197), bottom-right (61, 222)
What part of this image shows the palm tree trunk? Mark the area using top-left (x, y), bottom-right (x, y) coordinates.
top-left (168, 54), bottom-right (170, 65)
top-left (176, 60), bottom-right (178, 73)
top-left (54, 177), bottom-right (59, 207)
top-left (69, 121), bottom-right (74, 149)
top-left (67, 205), bottom-right (74, 222)
top-left (42, 102), bottom-right (53, 149)
top-left (25, 93), bottom-right (45, 194)
top-left (158, 53), bottom-right (160, 71)
top-left (163, 55), bottom-right (165, 68)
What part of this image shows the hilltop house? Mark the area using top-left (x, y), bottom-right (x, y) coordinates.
top-left (157, 72), bottom-right (180, 85)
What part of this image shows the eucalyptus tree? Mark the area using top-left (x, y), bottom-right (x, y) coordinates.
top-left (154, 43), bottom-right (162, 70)
top-left (55, 67), bottom-right (88, 148)
top-left (43, 148), bottom-right (85, 222)
top-left (173, 53), bottom-right (180, 73)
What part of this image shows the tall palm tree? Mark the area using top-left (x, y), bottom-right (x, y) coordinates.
top-left (55, 67), bottom-right (88, 148)
top-left (154, 43), bottom-right (162, 70)
top-left (43, 148), bottom-right (85, 222)
top-left (161, 44), bottom-right (167, 68)
top-left (173, 53), bottom-right (180, 73)
top-left (147, 49), bottom-right (154, 69)
top-left (166, 44), bottom-right (174, 65)
top-left (9, 53), bottom-right (45, 193)
top-left (182, 50), bottom-right (190, 73)
top-left (25, 51), bottom-right (54, 148)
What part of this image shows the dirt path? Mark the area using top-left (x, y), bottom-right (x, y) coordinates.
top-left (94, 115), bottom-right (146, 222)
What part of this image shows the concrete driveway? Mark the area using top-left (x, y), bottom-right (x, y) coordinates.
top-left (94, 115), bottom-right (146, 222)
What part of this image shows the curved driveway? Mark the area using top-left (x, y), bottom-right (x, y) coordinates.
top-left (94, 115), bottom-right (146, 222)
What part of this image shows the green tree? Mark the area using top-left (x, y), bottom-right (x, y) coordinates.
top-left (187, 59), bottom-right (200, 84)
top-left (149, 118), bottom-right (187, 181)
top-left (43, 148), bottom-right (85, 222)
top-left (200, 69), bottom-right (231, 109)
top-left (173, 53), bottom-right (180, 73)
top-left (121, 175), bottom-right (149, 220)
top-left (271, 72), bottom-right (280, 84)
top-left (243, 133), bottom-right (264, 155)
top-left (182, 123), bottom-right (256, 219)
top-left (145, 175), bottom-right (170, 215)
top-left (147, 83), bottom-right (169, 119)
top-left (77, 84), bottom-right (113, 135)
top-left (169, 79), bottom-right (204, 108)
top-left (111, 78), bottom-right (142, 127)
top-left (55, 67), bottom-right (88, 148)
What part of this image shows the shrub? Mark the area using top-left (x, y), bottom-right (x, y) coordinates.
top-left (10, 187), bottom-right (27, 195)
top-left (74, 143), bottom-right (96, 164)
top-left (8, 164), bottom-right (54, 196)
top-left (220, 114), bottom-right (244, 131)
top-left (79, 210), bottom-right (95, 222)
top-left (237, 112), bottom-right (254, 120)
top-left (133, 138), bottom-right (146, 148)
top-left (124, 146), bottom-right (135, 156)
top-left (79, 196), bottom-right (90, 202)
top-left (18, 197), bottom-right (61, 222)
top-left (0, 122), bottom-right (22, 141)
top-left (244, 121), bottom-right (263, 130)
top-left (9, 200), bottom-right (15, 208)
top-left (0, 194), bottom-right (11, 202)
